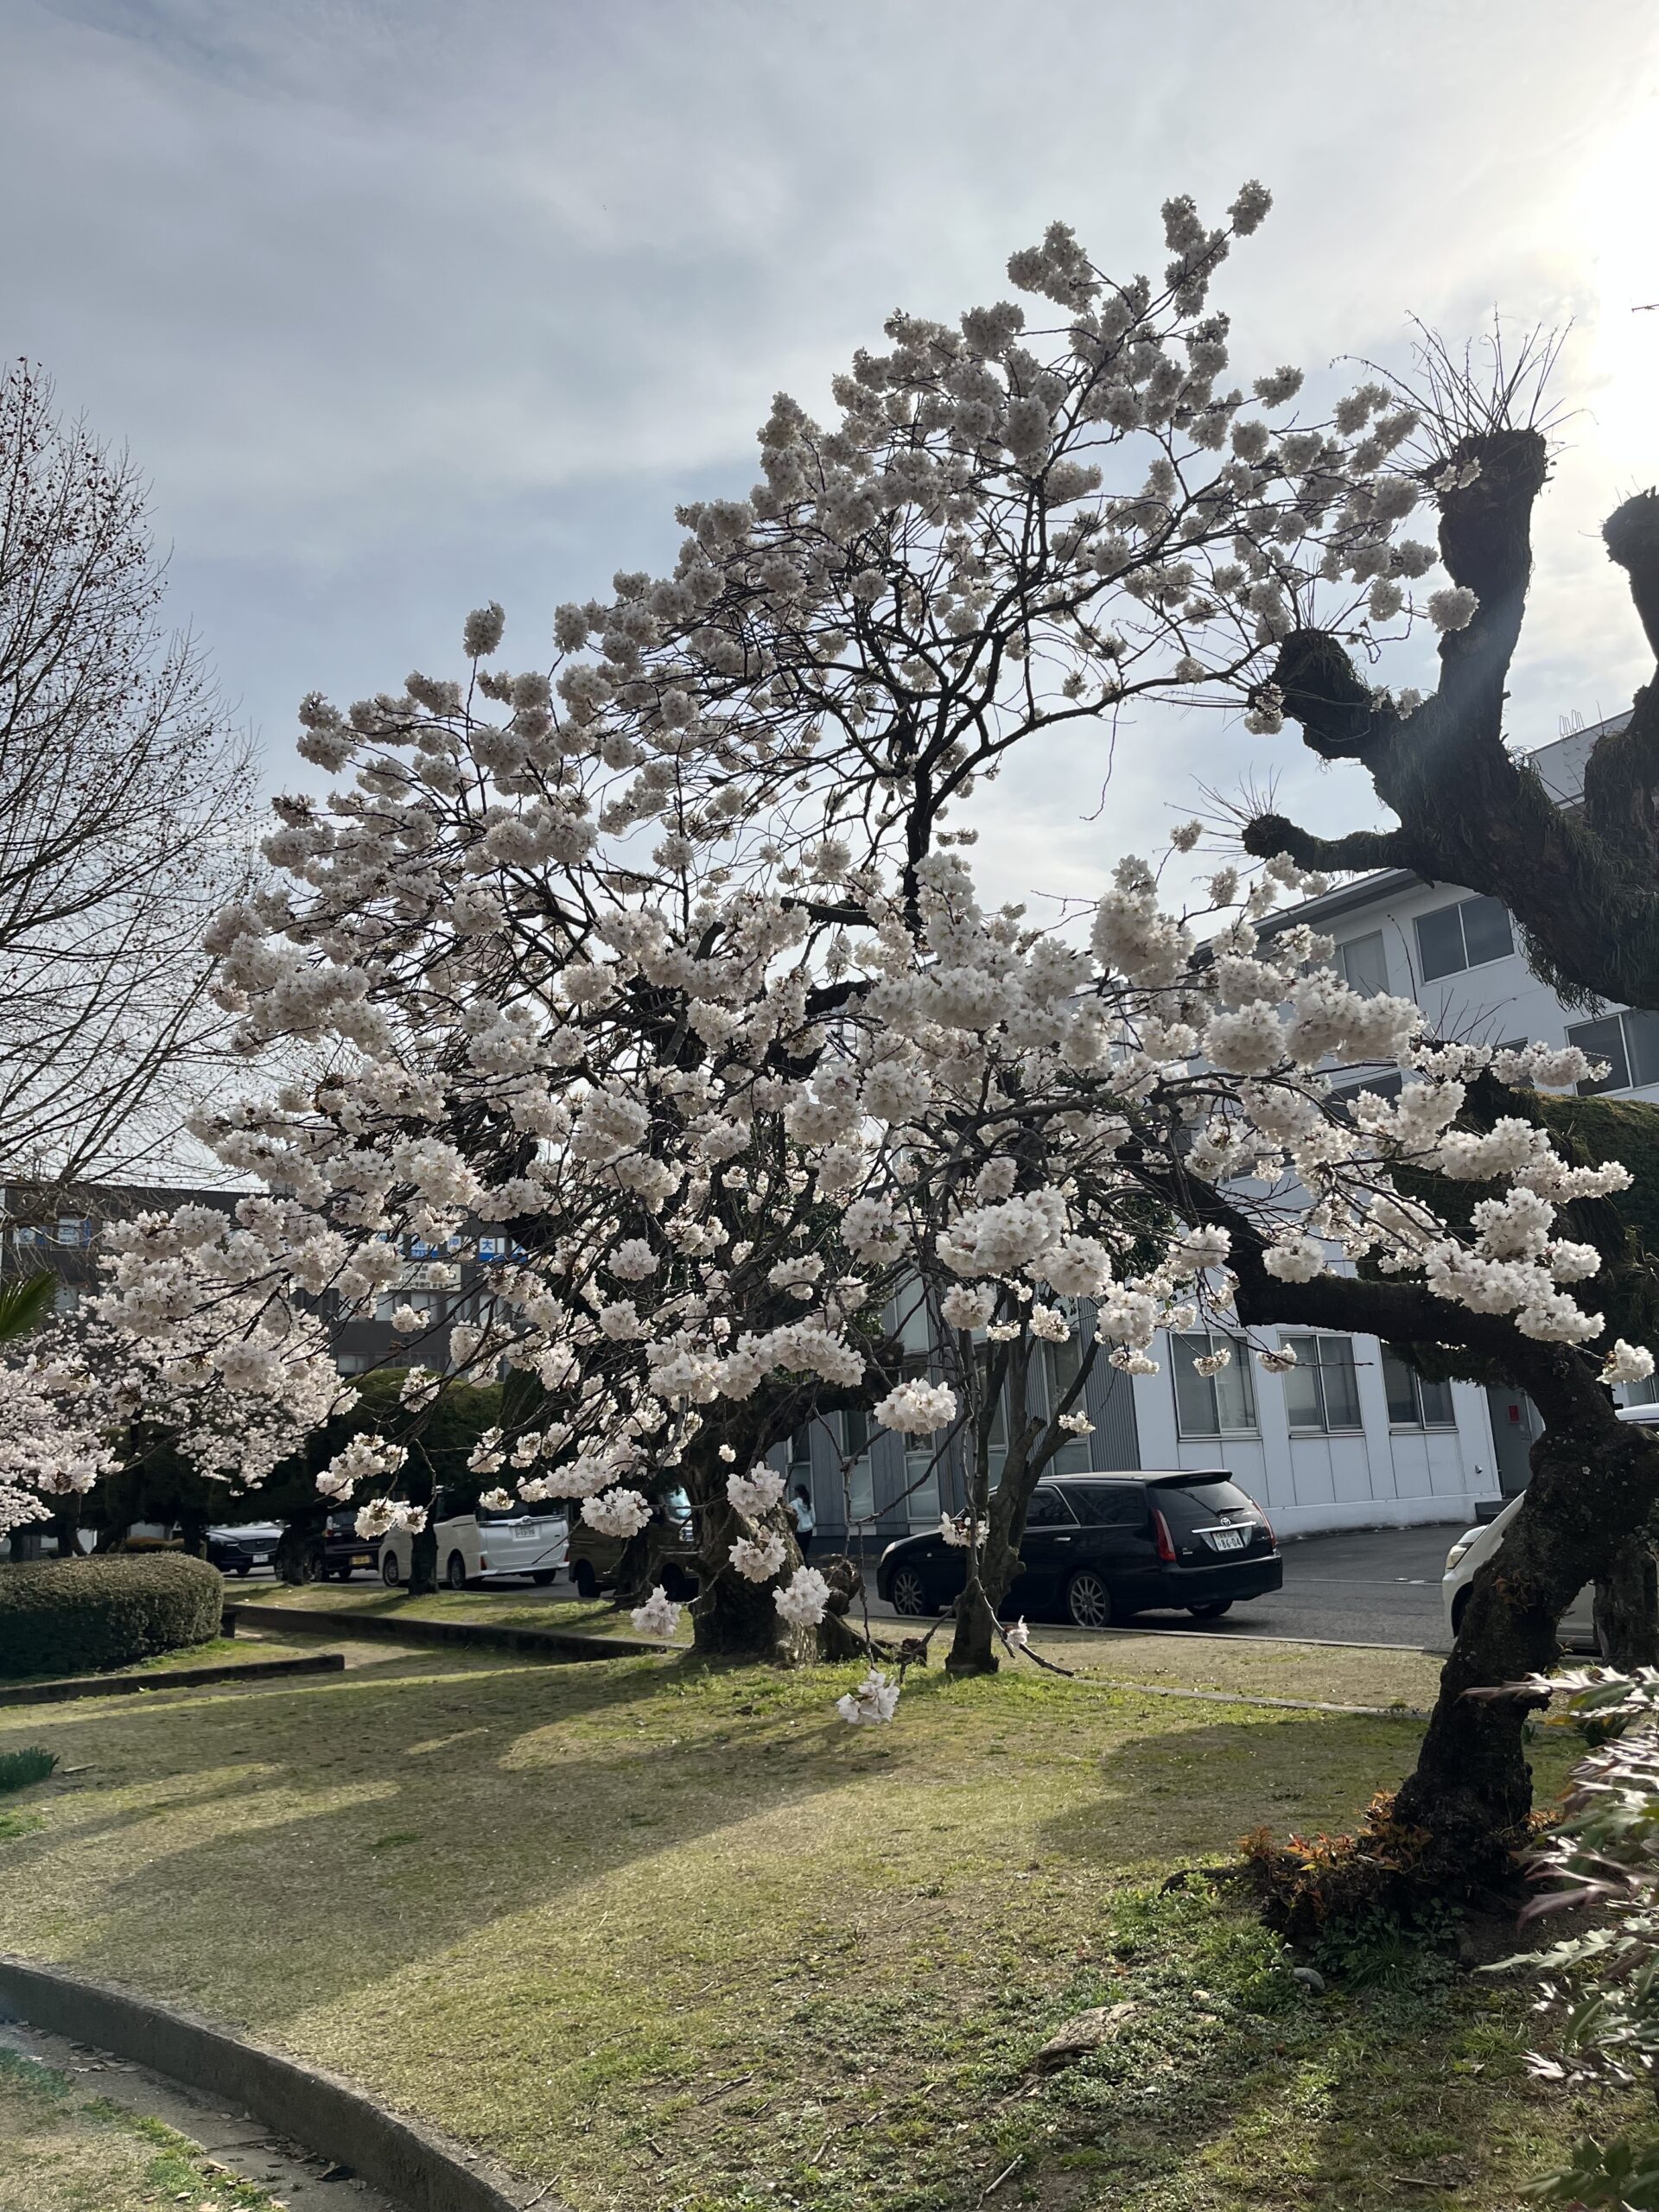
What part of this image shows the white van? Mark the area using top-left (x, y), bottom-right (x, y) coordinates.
top-left (1440, 1402), bottom-right (1659, 1648)
top-left (378, 1488), bottom-right (569, 1590)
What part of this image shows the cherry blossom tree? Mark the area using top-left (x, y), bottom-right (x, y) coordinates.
top-left (46, 182), bottom-right (1659, 1885)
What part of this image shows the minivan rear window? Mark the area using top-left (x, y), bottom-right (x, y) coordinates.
top-left (1154, 1478), bottom-right (1256, 1527)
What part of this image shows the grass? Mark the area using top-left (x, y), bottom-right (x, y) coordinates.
top-left (238, 1578), bottom-right (672, 1639)
top-left (0, 1744), bottom-right (55, 1791)
top-left (0, 1637), bottom-right (1623, 2211)
top-left (0, 2046), bottom-right (285, 2210)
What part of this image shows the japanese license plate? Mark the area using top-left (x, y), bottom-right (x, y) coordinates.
top-left (1207, 1529), bottom-right (1246, 1553)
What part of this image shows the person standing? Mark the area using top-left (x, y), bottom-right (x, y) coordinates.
top-left (790, 1484), bottom-right (815, 1557)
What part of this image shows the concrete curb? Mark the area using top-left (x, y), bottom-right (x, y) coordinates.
top-left (0, 1955), bottom-right (567, 2212)
top-left (1090, 1676), bottom-right (1428, 1719)
top-left (226, 1600), bottom-right (664, 1662)
top-left (0, 1652), bottom-right (345, 1707)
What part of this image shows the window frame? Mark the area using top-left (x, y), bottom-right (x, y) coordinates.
top-left (1023, 1485), bottom-right (1081, 1529)
top-left (1380, 1346), bottom-right (1458, 1430)
top-left (1171, 1331), bottom-right (1259, 1440)
top-left (1334, 930), bottom-right (1389, 998)
top-left (1570, 1009), bottom-right (1659, 1096)
top-left (1279, 1334), bottom-right (1363, 1435)
top-left (1414, 893), bottom-right (1514, 982)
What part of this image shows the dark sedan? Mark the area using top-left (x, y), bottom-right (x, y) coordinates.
top-left (205, 1521), bottom-right (283, 1577)
top-left (317, 1509), bottom-right (379, 1580)
top-left (876, 1471), bottom-right (1281, 1629)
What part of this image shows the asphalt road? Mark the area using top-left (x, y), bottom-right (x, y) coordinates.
top-left (856, 1520), bottom-right (1463, 1651)
top-left (1181, 1522), bottom-right (1458, 1649)
top-left (227, 1520), bottom-right (1465, 1652)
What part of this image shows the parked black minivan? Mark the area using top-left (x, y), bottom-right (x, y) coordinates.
top-left (875, 1471), bottom-right (1281, 1628)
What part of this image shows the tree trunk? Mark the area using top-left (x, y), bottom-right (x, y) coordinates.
top-left (276, 1517), bottom-right (322, 1584)
top-left (1594, 1535), bottom-right (1659, 1669)
top-left (1165, 1186), bottom-right (1659, 1882)
top-left (48, 1498), bottom-right (83, 1559)
top-left (682, 1420), bottom-right (816, 1664)
top-left (611, 1526), bottom-right (654, 1611)
top-left (177, 1510), bottom-right (207, 1560)
top-left (407, 1470), bottom-right (437, 1595)
top-left (945, 1573), bottom-right (1001, 1675)
top-left (814, 1555), bottom-right (874, 1662)
top-left (1391, 1404), bottom-right (1659, 1877)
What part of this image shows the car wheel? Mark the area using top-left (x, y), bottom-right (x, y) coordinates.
top-left (1065, 1570), bottom-right (1114, 1630)
top-left (572, 1560), bottom-right (598, 1600)
top-left (444, 1552), bottom-right (468, 1591)
top-left (1450, 1586), bottom-right (1470, 1639)
top-left (381, 1550), bottom-right (401, 1588)
top-left (1187, 1599), bottom-right (1232, 1620)
top-left (531, 1570), bottom-right (556, 1586)
top-left (889, 1565), bottom-right (931, 1618)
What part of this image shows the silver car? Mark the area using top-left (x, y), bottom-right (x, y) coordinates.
top-left (1441, 1403), bottom-right (1659, 1647)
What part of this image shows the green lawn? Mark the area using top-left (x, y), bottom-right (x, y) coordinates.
top-left (236, 1577), bottom-right (675, 1639)
top-left (0, 1639), bottom-right (1621, 2212)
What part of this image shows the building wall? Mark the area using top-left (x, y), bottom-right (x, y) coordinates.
top-left (1129, 1331), bottom-right (1496, 1538)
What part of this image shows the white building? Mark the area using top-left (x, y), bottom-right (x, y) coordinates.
top-left (788, 716), bottom-right (1657, 1549)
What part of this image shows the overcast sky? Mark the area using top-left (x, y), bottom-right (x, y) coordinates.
top-left (6, 0), bottom-right (1659, 912)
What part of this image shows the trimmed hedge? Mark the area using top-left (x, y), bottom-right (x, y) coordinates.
top-left (0, 1554), bottom-right (223, 1680)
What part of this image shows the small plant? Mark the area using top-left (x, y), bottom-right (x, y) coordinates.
top-left (1240, 1789), bottom-right (1451, 1950)
top-left (1491, 1667), bottom-right (1659, 2207)
top-left (0, 1745), bottom-right (56, 1793)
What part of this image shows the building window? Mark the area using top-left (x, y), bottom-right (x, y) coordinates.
top-left (372, 1287), bottom-right (448, 1325)
top-left (1041, 1329), bottom-right (1093, 1474)
top-left (1382, 1346), bottom-right (1456, 1428)
top-left (1172, 1332), bottom-right (1258, 1438)
top-left (832, 1409), bottom-right (874, 1524)
top-left (52, 1281), bottom-right (79, 1316)
top-left (1567, 1009), bottom-right (1659, 1096)
top-left (1281, 1335), bottom-right (1363, 1433)
top-left (1624, 1373), bottom-right (1659, 1409)
top-left (56, 1217), bottom-right (89, 1247)
top-left (1330, 1069), bottom-right (1404, 1108)
top-left (887, 1277), bottom-right (934, 1357)
top-left (1414, 894), bottom-right (1513, 982)
top-left (1335, 931), bottom-right (1389, 997)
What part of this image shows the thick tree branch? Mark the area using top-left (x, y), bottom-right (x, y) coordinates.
top-left (1255, 435), bottom-right (1659, 1008)
top-left (1239, 810), bottom-right (1413, 877)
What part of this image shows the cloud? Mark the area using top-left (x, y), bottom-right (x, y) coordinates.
top-left (6, 0), bottom-right (1659, 898)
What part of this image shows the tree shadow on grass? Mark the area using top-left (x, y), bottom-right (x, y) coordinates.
top-left (0, 1668), bottom-right (1579, 2211)
top-left (0, 1648), bottom-right (912, 2021)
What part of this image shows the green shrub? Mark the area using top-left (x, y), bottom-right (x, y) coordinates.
top-left (0, 1745), bottom-right (56, 1791)
top-left (0, 1555), bottom-right (222, 1679)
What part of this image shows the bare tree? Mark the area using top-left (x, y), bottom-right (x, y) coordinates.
top-left (0, 361), bottom-right (259, 1184)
